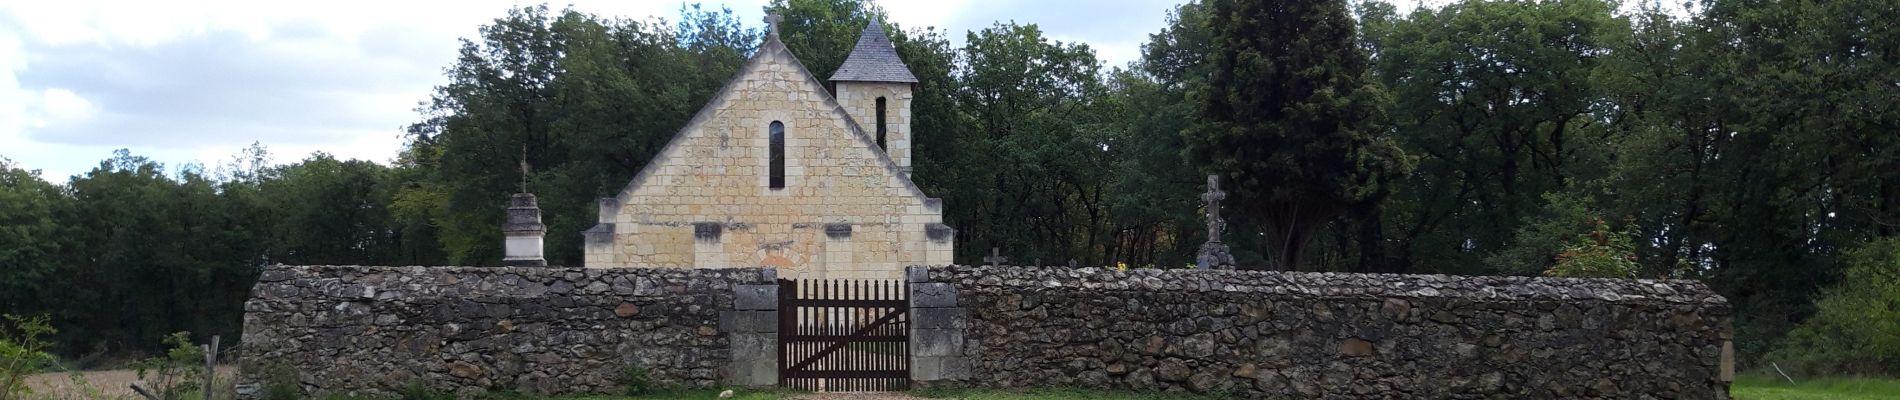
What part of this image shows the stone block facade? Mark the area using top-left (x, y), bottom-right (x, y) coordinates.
top-left (584, 38), bottom-right (952, 281)
top-left (835, 81), bottom-right (912, 174)
top-left (234, 265), bottom-right (776, 398)
top-left (913, 266), bottom-right (1734, 399)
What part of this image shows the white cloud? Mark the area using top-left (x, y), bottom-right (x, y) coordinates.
top-left (35, 88), bottom-right (94, 121)
top-left (0, 0), bottom-right (1176, 179)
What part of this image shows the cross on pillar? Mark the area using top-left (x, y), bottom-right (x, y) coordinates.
top-left (764, 12), bottom-right (784, 40)
top-left (1201, 174), bottom-right (1227, 240)
top-left (984, 247), bottom-right (1008, 267)
top-left (1197, 174), bottom-right (1236, 270)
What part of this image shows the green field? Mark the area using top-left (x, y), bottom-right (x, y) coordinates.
top-left (1730, 375), bottom-right (1900, 400)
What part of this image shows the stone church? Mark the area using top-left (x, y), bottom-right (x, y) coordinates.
top-left (582, 17), bottom-right (954, 280)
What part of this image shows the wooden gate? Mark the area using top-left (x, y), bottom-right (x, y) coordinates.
top-left (778, 279), bottom-right (910, 391)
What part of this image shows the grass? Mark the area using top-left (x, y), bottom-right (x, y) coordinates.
top-left (488, 388), bottom-right (797, 400)
top-left (1730, 374), bottom-right (1900, 400)
top-left (911, 387), bottom-right (1229, 400)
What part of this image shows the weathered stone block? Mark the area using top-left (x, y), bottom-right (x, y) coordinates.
top-left (734, 284), bottom-right (778, 311)
top-left (911, 328), bottom-right (964, 357)
top-left (912, 308), bottom-right (966, 330)
top-left (727, 332), bottom-right (775, 361)
top-left (905, 265), bottom-right (929, 283)
top-left (723, 357), bottom-right (777, 387)
top-left (911, 356), bottom-right (943, 381)
top-left (720, 310), bottom-right (778, 334)
top-left (910, 282), bottom-right (956, 308)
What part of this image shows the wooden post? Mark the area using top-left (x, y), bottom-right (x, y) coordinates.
top-left (203, 335), bottom-right (220, 400)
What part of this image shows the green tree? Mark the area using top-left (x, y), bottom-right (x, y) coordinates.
top-left (1185, 0), bottom-right (1405, 270)
top-left (260, 153), bottom-right (400, 265)
top-left (1768, 238), bottom-right (1900, 375)
top-left (948, 22), bottom-right (1113, 264)
top-left (0, 158), bottom-right (71, 315)
top-left (405, 5), bottom-right (757, 266)
top-left (1359, 0), bottom-right (1626, 274)
top-left (59, 151), bottom-right (261, 354)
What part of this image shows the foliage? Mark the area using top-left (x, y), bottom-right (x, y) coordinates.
top-left (1359, 0), bottom-right (1626, 274)
top-left (263, 362), bottom-right (301, 400)
top-left (1766, 239), bottom-right (1900, 376)
top-left (619, 365), bottom-right (655, 395)
top-left (0, 159), bottom-right (69, 316)
top-left (0, 314), bottom-right (55, 399)
top-left (395, 382), bottom-right (454, 400)
top-left (1541, 218), bottom-right (1641, 279)
top-left (1487, 192), bottom-right (1606, 276)
top-left (131, 332), bottom-right (209, 400)
top-left (1184, 0), bottom-right (1406, 270)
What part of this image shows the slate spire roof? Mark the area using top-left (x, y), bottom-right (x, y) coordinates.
top-left (829, 17), bottom-right (918, 83)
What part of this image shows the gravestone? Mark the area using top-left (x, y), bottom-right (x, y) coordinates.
top-left (984, 247), bottom-right (1008, 267)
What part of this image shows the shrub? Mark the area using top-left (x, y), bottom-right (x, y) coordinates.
top-left (0, 314), bottom-right (55, 398)
top-left (396, 381), bottom-right (453, 400)
top-left (621, 365), bottom-right (656, 395)
top-left (1542, 218), bottom-right (1641, 279)
top-left (1767, 238), bottom-right (1900, 375)
top-left (263, 363), bottom-right (301, 400)
top-left (131, 331), bottom-right (225, 400)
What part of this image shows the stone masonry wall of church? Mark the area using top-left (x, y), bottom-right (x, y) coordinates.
top-left (835, 82), bottom-right (912, 172)
top-left (584, 46), bottom-right (951, 280)
top-left (910, 266), bottom-right (1735, 399)
top-left (233, 265), bottom-right (780, 398)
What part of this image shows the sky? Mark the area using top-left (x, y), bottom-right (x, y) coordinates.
top-left (0, 0), bottom-right (1193, 181)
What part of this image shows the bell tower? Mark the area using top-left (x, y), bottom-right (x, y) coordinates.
top-left (830, 17), bottom-right (918, 176)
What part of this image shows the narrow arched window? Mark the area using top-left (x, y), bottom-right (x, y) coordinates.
top-left (769, 121), bottom-right (785, 190)
top-left (875, 97), bottom-right (888, 150)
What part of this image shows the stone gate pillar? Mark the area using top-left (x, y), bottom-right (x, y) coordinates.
top-left (723, 270), bottom-right (779, 387)
top-left (907, 266), bottom-right (969, 385)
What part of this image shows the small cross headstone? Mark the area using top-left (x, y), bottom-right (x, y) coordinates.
top-left (984, 247), bottom-right (1008, 267)
top-left (764, 13), bottom-right (784, 39)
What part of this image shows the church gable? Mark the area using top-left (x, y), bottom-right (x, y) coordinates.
top-left (607, 40), bottom-right (933, 210)
top-left (584, 33), bottom-right (953, 275)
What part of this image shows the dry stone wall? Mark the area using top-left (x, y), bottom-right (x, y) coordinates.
top-left (913, 266), bottom-right (1733, 399)
top-left (234, 265), bottom-right (779, 398)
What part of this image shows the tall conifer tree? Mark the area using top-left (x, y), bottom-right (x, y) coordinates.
top-left (1185, 0), bottom-right (1404, 270)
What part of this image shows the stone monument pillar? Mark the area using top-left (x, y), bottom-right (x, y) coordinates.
top-left (1196, 175), bottom-right (1235, 270)
top-left (502, 193), bottom-right (548, 267)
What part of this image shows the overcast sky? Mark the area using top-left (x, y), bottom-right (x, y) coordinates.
top-left (0, 0), bottom-right (1202, 181)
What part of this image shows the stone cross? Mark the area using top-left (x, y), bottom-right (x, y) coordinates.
top-left (518, 144), bottom-right (530, 193)
top-left (1197, 174), bottom-right (1236, 270)
top-left (1201, 174), bottom-right (1226, 240)
top-left (764, 13), bottom-right (784, 39)
top-left (984, 247), bottom-right (1008, 267)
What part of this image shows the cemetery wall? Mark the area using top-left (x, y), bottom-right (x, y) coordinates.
top-left (908, 265), bottom-right (1734, 399)
top-left (233, 265), bottom-right (780, 398)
